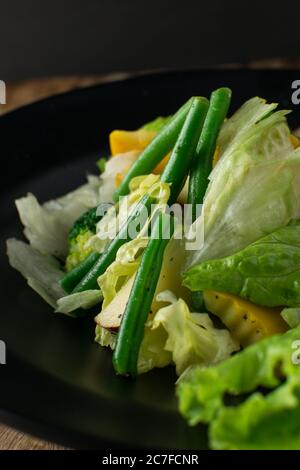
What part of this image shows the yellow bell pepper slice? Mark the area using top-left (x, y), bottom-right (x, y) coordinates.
top-left (109, 128), bottom-right (172, 175)
top-left (203, 290), bottom-right (288, 347)
top-left (109, 129), bottom-right (156, 156)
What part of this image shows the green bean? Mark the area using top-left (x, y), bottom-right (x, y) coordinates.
top-left (72, 194), bottom-right (153, 293)
top-left (113, 212), bottom-right (175, 376)
top-left (60, 252), bottom-right (100, 294)
top-left (188, 87), bottom-right (232, 221)
top-left (161, 97), bottom-right (209, 203)
top-left (72, 98), bottom-right (208, 294)
top-left (112, 97), bottom-right (194, 203)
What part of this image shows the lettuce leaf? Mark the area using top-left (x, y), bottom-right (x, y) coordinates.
top-left (88, 173), bottom-right (170, 254)
top-left (281, 308), bottom-right (300, 328)
top-left (151, 292), bottom-right (239, 375)
top-left (185, 98), bottom-right (300, 269)
top-left (96, 290), bottom-right (238, 375)
top-left (99, 150), bottom-right (140, 203)
top-left (177, 325), bottom-right (300, 449)
top-left (184, 224), bottom-right (300, 307)
top-left (7, 238), bottom-right (103, 314)
top-left (141, 116), bottom-right (170, 132)
top-left (56, 290), bottom-right (102, 315)
top-left (15, 175), bottom-right (101, 259)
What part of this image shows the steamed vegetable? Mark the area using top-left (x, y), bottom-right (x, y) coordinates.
top-left (99, 150), bottom-right (140, 203)
top-left (113, 98), bottom-right (209, 376)
top-left (72, 174), bottom-right (170, 293)
top-left (7, 239), bottom-right (65, 307)
top-left (56, 289), bottom-right (103, 316)
top-left (113, 213), bottom-right (175, 376)
top-left (280, 307), bottom-right (300, 328)
top-left (188, 87), bottom-right (231, 221)
top-left (61, 252), bottom-right (101, 294)
top-left (113, 97), bottom-right (194, 202)
top-left (15, 176), bottom-right (101, 259)
top-left (96, 290), bottom-right (238, 375)
top-left (74, 97), bottom-right (208, 294)
top-left (151, 292), bottom-right (238, 375)
top-left (72, 193), bottom-right (153, 293)
top-left (185, 98), bottom-right (300, 269)
top-left (184, 224), bottom-right (300, 308)
top-left (177, 325), bottom-right (300, 449)
top-left (203, 290), bottom-right (287, 346)
top-left (109, 116), bottom-right (169, 155)
top-left (160, 97), bottom-right (209, 203)
top-left (96, 232), bottom-right (190, 330)
top-left (65, 206), bottom-right (102, 272)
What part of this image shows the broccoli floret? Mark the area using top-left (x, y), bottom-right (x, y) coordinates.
top-left (65, 206), bottom-right (102, 272)
top-left (68, 206), bottom-right (101, 241)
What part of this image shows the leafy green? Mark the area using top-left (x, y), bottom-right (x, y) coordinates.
top-left (99, 150), bottom-right (140, 203)
top-left (95, 289), bottom-right (238, 375)
top-left (151, 292), bottom-right (239, 375)
top-left (15, 175), bottom-right (101, 259)
top-left (56, 290), bottom-right (102, 316)
top-left (185, 97), bottom-right (300, 269)
top-left (7, 239), bottom-right (65, 307)
top-left (96, 157), bottom-right (106, 174)
top-left (177, 325), bottom-right (300, 449)
top-left (141, 115), bottom-right (170, 132)
top-left (184, 224), bottom-right (300, 307)
top-left (281, 307), bottom-right (300, 328)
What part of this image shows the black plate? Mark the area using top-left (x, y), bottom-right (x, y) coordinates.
top-left (1, 70), bottom-right (300, 449)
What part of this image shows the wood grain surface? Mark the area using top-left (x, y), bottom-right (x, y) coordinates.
top-left (0, 424), bottom-right (67, 450)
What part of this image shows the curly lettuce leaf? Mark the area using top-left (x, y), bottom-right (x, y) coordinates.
top-left (184, 224), bottom-right (300, 307)
top-left (7, 239), bottom-right (65, 307)
top-left (56, 290), bottom-right (102, 316)
top-left (15, 175), bottom-right (101, 259)
top-left (7, 238), bottom-right (102, 314)
top-left (151, 292), bottom-right (239, 375)
top-left (96, 290), bottom-right (238, 375)
top-left (281, 308), bottom-right (300, 328)
top-left (177, 325), bottom-right (300, 449)
top-left (88, 173), bottom-right (170, 254)
top-left (99, 150), bottom-right (140, 203)
top-left (185, 98), bottom-right (300, 269)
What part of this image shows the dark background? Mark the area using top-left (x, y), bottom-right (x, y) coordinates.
top-left (1, 0), bottom-right (300, 81)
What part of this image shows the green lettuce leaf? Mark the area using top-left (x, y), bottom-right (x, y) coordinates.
top-left (7, 239), bottom-right (65, 307)
top-left (95, 290), bottom-right (238, 375)
top-left (177, 325), bottom-right (300, 449)
top-left (184, 224), bottom-right (300, 307)
top-left (15, 175), bottom-right (101, 259)
top-left (185, 97), bottom-right (300, 269)
top-left (281, 307), bottom-right (300, 328)
top-left (151, 292), bottom-right (239, 375)
top-left (56, 290), bottom-right (103, 316)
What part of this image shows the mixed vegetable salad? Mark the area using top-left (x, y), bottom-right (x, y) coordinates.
top-left (7, 88), bottom-right (300, 449)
